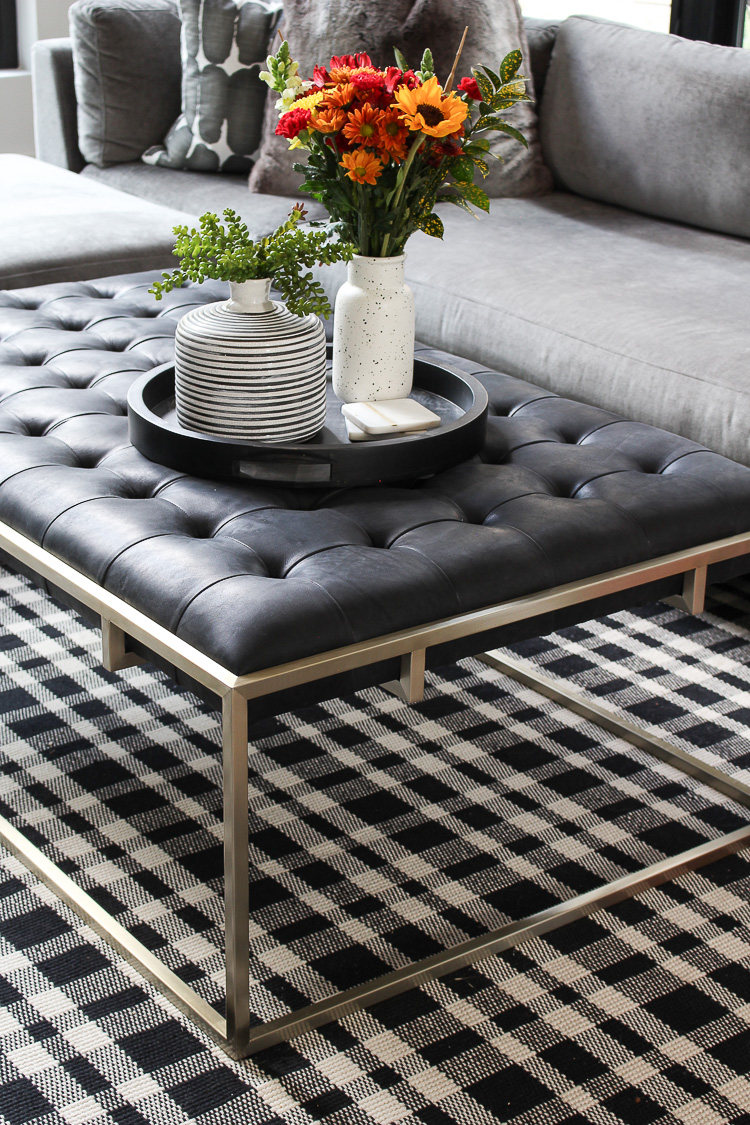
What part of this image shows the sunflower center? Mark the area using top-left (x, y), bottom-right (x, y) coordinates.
top-left (416, 103), bottom-right (444, 126)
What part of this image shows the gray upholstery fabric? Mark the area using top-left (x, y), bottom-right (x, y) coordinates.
top-left (80, 163), bottom-right (327, 235)
top-left (317, 193), bottom-right (750, 465)
top-left (0, 155), bottom-right (192, 288)
top-left (69, 0), bottom-right (182, 168)
top-left (31, 39), bottom-right (85, 173)
top-left (523, 17), bottom-right (560, 100)
top-left (249, 0), bottom-right (551, 199)
top-left (539, 16), bottom-right (750, 238)
top-left (143, 0), bottom-right (282, 173)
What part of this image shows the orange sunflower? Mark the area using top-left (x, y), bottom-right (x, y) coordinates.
top-left (392, 76), bottom-right (468, 138)
top-left (376, 110), bottom-right (409, 160)
top-left (342, 103), bottom-right (384, 145)
top-left (339, 150), bottom-right (384, 184)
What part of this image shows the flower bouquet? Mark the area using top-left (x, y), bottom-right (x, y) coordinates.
top-left (260, 33), bottom-right (531, 401)
top-left (261, 34), bottom-right (530, 256)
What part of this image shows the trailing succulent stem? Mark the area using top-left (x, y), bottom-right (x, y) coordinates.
top-left (150, 206), bottom-right (353, 318)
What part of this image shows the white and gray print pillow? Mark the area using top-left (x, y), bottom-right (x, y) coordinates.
top-left (143, 0), bottom-right (282, 173)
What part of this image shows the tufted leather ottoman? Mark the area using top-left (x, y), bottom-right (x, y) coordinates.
top-left (1, 270), bottom-right (750, 1057)
top-left (2, 270), bottom-right (750, 684)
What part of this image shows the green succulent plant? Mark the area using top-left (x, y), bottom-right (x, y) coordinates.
top-left (150, 205), bottom-right (353, 318)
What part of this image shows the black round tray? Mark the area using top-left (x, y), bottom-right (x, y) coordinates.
top-left (127, 350), bottom-right (488, 487)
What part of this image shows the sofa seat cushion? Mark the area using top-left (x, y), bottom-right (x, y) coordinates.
top-left (0, 155), bottom-right (193, 289)
top-left (81, 162), bottom-right (328, 234)
top-left (387, 192), bottom-right (750, 467)
top-left (0, 272), bottom-right (749, 677)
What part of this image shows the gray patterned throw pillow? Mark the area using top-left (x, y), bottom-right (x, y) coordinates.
top-left (143, 0), bottom-right (282, 173)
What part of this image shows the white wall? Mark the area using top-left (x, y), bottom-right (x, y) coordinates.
top-left (521, 1), bottom-right (671, 33)
top-left (0, 0), bottom-right (75, 155)
top-left (0, 71), bottom-right (35, 154)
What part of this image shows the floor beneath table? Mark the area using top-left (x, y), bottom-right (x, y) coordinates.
top-left (0, 567), bottom-right (748, 1125)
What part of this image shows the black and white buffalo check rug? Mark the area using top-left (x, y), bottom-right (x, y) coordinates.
top-left (0, 563), bottom-right (749, 1124)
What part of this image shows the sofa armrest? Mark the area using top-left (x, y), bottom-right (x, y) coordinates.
top-left (32, 38), bottom-right (85, 173)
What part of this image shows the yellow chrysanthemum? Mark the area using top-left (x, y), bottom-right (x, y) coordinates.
top-left (339, 150), bottom-right (384, 185)
top-left (292, 90), bottom-right (326, 112)
top-left (392, 76), bottom-right (468, 138)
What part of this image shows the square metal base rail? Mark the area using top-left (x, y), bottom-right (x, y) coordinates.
top-left (1, 519), bottom-right (750, 1059)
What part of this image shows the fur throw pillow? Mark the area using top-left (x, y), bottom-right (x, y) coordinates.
top-left (248, 0), bottom-right (551, 198)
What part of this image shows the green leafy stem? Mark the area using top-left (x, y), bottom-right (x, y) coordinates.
top-left (150, 206), bottom-right (354, 318)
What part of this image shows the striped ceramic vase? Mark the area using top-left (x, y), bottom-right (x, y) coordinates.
top-left (174, 279), bottom-right (327, 443)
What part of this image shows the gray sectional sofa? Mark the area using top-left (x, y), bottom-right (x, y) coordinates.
top-left (28, 11), bottom-right (750, 466)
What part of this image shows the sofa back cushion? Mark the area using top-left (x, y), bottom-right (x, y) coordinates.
top-left (539, 15), bottom-right (750, 238)
top-left (70, 0), bottom-right (182, 168)
top-left (523, 17), bottom-right (560, 100)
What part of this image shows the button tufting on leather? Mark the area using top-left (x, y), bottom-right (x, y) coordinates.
top-left (1, 271), bottom-right (749, 676)
top-left (217, 508), bottom-right (374, 577)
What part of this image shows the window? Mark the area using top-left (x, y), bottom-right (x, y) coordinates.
top-left (0, 0), bottom-right (18, 69)
top-left (521, 0), bottom-right (748, 44)
top-left (670, 0), bottom-right (746, 44)
top-left (520, 1), bottom-right (671, 33)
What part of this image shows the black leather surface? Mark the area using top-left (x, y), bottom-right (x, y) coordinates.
top-left (1, 272), bottom-right (749, 676)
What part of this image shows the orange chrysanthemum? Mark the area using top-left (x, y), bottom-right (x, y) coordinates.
top-left (392, 75), bottom-right (468, 138)
top-left (328, 66), bottom-right (355, 84)
top-left (310, 106), bottom-right (346, 134)
top-left (342, 103), bottom-right (384, 145)
top-left (339, 149), bottom-right (384, 185)
top-left (376, 110), bottom-right (409, 160)
top-left (323, 83), bottom-right (357, 109)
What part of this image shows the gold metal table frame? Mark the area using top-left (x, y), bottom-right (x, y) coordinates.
top-left (1, 518), bottom-right (750, 1059)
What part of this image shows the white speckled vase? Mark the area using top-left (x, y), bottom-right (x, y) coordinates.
top-left (332, 255), bottom-right (415, 402)
top-left (175, 278), bottom-right (327, 443)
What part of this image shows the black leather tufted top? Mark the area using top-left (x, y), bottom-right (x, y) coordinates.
top-left (1, 272), bottom-right (749, 677)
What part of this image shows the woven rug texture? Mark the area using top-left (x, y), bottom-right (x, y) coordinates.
top-left (0, 566), bottom-right (749, 1124)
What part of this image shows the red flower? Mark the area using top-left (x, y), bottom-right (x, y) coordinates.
top-left (383, 67), bottom-right (419, 93)
top-left (312, 64), bottom-right (329, 87)
top-left (351, 71), bottom-right (386, 96)
top-left (426, 132), bottom-right (466, 166)
top-left (457, 76), bottom-right (482, 101)
top-left (276, 107), bottom-right (311, 139)
top-left (329, 52), bottom-right (373, 71)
